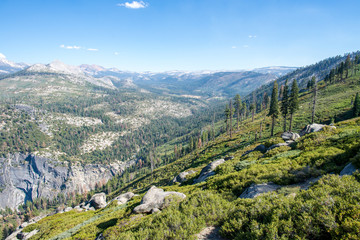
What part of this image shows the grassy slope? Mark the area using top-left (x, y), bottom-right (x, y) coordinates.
top-left (23, 64), bottom-right (360, 239)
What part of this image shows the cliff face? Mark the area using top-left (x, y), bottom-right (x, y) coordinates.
top-left (0, 153), bottom-right (132, 210)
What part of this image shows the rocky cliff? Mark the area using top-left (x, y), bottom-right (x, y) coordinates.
top-left (0, 153), bottom-right (133, 210)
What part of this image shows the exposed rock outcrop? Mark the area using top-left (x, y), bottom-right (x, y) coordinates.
top-left (172, 170), bottom-right (196, 184)
top-left (194, 159), bottom-right (225, 184)
top-left (196, 226), bottom-right (225, 240)
top-left (267, 142), bottom-right (290, 151)
top-left (239, 182), bottom-right (281, 199)
top-left (340, 163), bottom-right (357, 176)
top-left (281, 132), bottom-right (300, 141)
top-left (299, 123), bottom-right (336, 136)
top-left (112, 192), bottom-right (135, 205)
top-left (133, 186), bottom-right (186, 214)
top-left (242, 144), bottom-right (267, 156)
top-left (0, 153), bottom-right (134, 210)
top-left (90, 193), bottom-right (107, 209)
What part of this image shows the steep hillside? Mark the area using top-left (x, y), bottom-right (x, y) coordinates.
top-left (11, 56), bottom-right (360, 240)
top-left (246, 51), bottom-right (360, 104)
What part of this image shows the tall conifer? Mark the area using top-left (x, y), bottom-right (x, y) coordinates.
top-left (268, 81), bottom-right (279, 137)
top-left (281, 79), bottom-right (289, 132)
top-left (289, 79), bottom-right (299, 131)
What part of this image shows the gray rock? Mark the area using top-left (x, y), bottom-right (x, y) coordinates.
top-left (253, 144), bottom-right (267, 153)
top-left (113, 192), bottom-right (135, 205)
top-left (340, 163), bottom-right (357, 176)
top-left (19, 222), bottom-right (28, 229)
top-left (194, 159), bottom-right (225, 184)
top-left (64, 207), bottom-right (73, 212)
top-left (151, 208), bottom-right (161, 214)
top-left (281, 132), bottom-right (300, 141)
top-left (133, 186), bottom-right (186, 214)
top-left (172, 170), bottom-right (196, 184)
top-left (239, 182), bottom-right (281, 199)
top-left (89, 193), bottom-right (107, 209)
top-left (0, 153), bottom-right (135, 210)
top-left (299, 123), bottom-right (336, 136)
top-left (74, 205), bottom-right (83, 211)
top-left (267, 142), bottom-right (289, 151)
top-left (16, 229), bottom-right (39, 240)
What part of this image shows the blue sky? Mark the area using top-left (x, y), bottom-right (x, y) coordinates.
top-left (1, 0), bottom-right (359, 71)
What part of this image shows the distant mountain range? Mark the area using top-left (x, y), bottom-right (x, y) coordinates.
top-left (0, 54), bottom-right (29, 75)
top-left (0, 55), bottom-right (296, 98)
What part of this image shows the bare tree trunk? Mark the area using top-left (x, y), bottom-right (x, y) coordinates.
top-left (252, 110), bottom-right (254, 122)
top-left (229, 100), bottom-right (233, 138)
top-left (237, 110), bottom-right (240, 130)
top-left (283, 114), bottom-right (287, 132)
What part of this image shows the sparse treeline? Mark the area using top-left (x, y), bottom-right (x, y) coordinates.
top-left (324, 54), bottom-right (360, 84)
top-left (224, 54), bottom-right (360, 137)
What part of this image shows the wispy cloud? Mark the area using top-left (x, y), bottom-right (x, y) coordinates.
top-left (243, 45), bottom-right (249, 48)
top-left (87, 48), bottom-right (99, 51)
top-left (231, 46), bottom-right (237, 49)
top-left (60, 44), bottom-right (81, 50)
top-left (248, 35), bottom-right (257, 38)
top-left (114, 52), bottom-right (120, 55)
top-left (117, 1), bottom-right (148, 9)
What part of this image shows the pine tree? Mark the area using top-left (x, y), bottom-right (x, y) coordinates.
top-left (353, 93), bottom-right (360, 117)
top-left (311, 77), bottom-right (318, 123)
top-left (251, 92), bottom-right (256, 122)
top-left (281, 79), bottom-right (289, 132)
top-left (250, 103), bottom-right (255, 122)
top-left (345, 54), bottom-right (351, 78)
top-left (224, 104), bottom-right (230, 134)
top-left (268, 81), bottom-right (279, 137)
top-left (289, 79), bottom-right (299, 132)
top-left (233, 94), bottom-right (242, 130)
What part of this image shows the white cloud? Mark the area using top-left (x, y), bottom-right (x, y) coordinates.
top-left (248, 35), bottom-right (257, 38)
top-left (114, 52), bottom-right (119, 55)
top-left (117, 1), bottom-right (148, 9)
top-left (60, 44), bottom-right (81, 50)
top-left (231, 46), bottom-right (237, 49)
top-left (87, 48), bottom-right (99, 51)
top-left (243, 45), bottom-right (249, 48)
top-left (0, 53), bottom-right (6, 59)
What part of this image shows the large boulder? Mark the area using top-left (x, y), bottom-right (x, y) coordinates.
top-left (89, 192), bottom-right (107, 209)
top-left (16, 229), bottom-right (39, 240)
top-left (253, 144), bottom-right (267, 153)
top-left (281, 132), bottom-right (300, 141)
top-left (267, 142), bottom-right (289, 151)
top-left (239, 182), bottom-right (281, 199)
top-left (113, 192), bottom-right (135, 205)
top-left (172, 170), bottom-right (196, 184)
top-left (299, 123), bottom-right (336, 136)
top-left (193, 159), bottom-right (225, 184)
top-left (133, 186), bottom-right (186, 214)
top-left (340, 163), bottom-right (357, 176)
